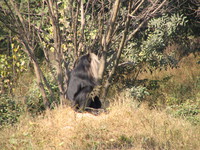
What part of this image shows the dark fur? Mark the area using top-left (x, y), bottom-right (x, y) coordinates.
top-left (67, 54), bottom-right (101, 110)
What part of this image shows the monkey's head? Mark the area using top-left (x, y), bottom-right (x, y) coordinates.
top-left (75, 53), bottom-right (100, 81)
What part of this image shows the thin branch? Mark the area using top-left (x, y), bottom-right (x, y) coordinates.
top-left (127, 0), bottom-right (168, 42)
top-left (127, 19), bottom-right (146, 42)
top-left (130, 0), bottom-right (145, 16)
top-left (78, 0), bottom-right (85, 52)
top-left (102, 0), bottom-right (133, 98)
top-left (105, 0), bottom-right (120, 45)
top-left (99, 0), bottom-right (121, 80)
top-left (118, 61), bottom-right (136, 67)
top-left (0, 17), bottom-right (19, 34)
top-left (151, 0), bottom-right (168, 15)
top-left (8, 0), bottom-right (27, 34)
top-left (72, 1), bottom-right (80, 58)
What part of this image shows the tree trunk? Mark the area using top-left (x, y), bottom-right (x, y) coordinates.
top-left (102, 0), bottom-right (132, 99)
top-left (32, 60), bottom-right (49, 107)
top-left (21, 39), bottom-right (50, 107)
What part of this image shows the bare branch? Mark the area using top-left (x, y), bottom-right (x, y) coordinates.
top-left (127, 19), bottom-right (146, 42)
top-left (71, 1), bottom-right (80, 58)
top-left (127, 0), bottom-right (168, 42)
top-left (118, 61), bottom-right (136, 67)
top-left (151, 0), bottom-right (168, 15)
top-left (8, 0), bottom-right (27, 34)
top-left (130, 0), bottom-right (145, 16)
top-left (99, 0), bottom-right (121, 80)
top-left (78, 0), bottom-right (86, 52)
top-left (102, 0), bottom-right (133, 98)
top-left (105, 0), bottom-right (120, 45)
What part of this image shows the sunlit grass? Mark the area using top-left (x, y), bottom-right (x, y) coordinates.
top-left (0, 97), bottom-right (199, 150)
top-left (138, 54), bottom-right (200, 108)
top-left (139, 54), bottom-right (200, 85)
top-left (1, 54), bottom-right (200, 150)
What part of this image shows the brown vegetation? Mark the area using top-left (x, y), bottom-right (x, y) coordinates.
top-left (0, 94), bottom-right (199, 150)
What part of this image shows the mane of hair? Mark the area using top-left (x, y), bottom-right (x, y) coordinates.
top-left (89, 53), bottom-right (100, 81)
top-left (72, 62), bottom-right (90, 80)
top-left (71, 53), bottom-right (100, 83)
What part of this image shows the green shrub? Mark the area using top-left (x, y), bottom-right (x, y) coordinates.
top-left (25, 76), bottom-right (60, 115)
top-left (130, 86), bottom-right (149, 101)
top-left (167, 99), bottom-right (200, 125)
top-left (0, 95), bottom-right (24, 127)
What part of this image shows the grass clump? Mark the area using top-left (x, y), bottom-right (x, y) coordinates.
top-left (0, 95), bottom-right (24, 127)
top-left (0, 96), bottom-right (200, 150)
top-left (138, 54), bottom-right (200, 124)
top-left (0, 54), bottom-right (199, 149)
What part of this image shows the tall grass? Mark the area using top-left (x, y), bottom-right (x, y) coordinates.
top-left (0, 96), bottom-right (199, 150)
top-left (139, 54), bottom-right (200, 88)
top-left (138, 54), bottom-right (200, 102)
top-left (137, 54), bottom-right (200, 124)
top-left (1, 54), bottom-right (199, 150)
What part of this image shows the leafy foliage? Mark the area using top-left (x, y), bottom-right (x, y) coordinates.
top-left (25, 73), bottom-right (60, 115)
top-left (0, 95), bottom-right (23, 127)
top-left (167, 99), bottom-right (200, 125)
top-left (0, 43), bottom-right (28, 94)
top-left (130, 86), bottom-right (149, 101)
top-left (122, 13), bottom-right (188, 72)
top-left (0, 0), bottom-right (199, 129)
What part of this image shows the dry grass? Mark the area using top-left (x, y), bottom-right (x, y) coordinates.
top-left (0, 95), bottom-right (200, 150)
top-left (139, 54), bottom-right (200, 84)
top-left (138, 54), bottom-right (200, 107)
top-left (1, 54), bottom-right (199, 150)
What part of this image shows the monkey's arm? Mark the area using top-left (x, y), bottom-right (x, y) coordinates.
top-left (66, 77), bottom-right (81, 101)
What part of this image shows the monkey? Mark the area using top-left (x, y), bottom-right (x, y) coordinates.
top-left (66, 53), bottom-right (102, 111)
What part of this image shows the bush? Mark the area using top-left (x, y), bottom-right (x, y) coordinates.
top-left (130, 86), bottom-right (149, 101)
top-left (0, 95), bottom-right (24, 127)
top-left (25, 76), bottom-right (60, 115)
top-left (166, 99), bottom-right (200, 125)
